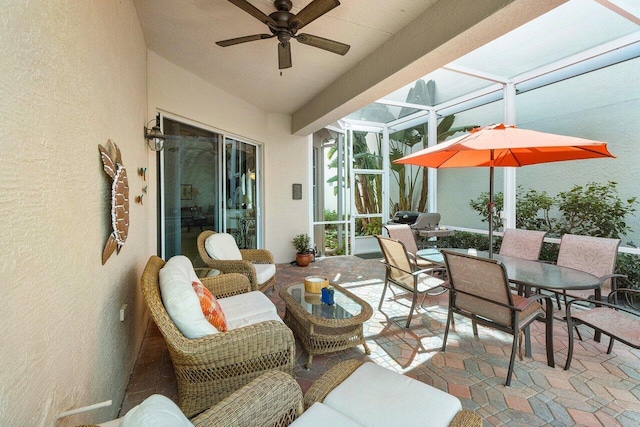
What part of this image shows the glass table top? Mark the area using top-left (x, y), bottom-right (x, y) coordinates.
top-left (286, 283), bottom-right (363, 320)
top-left (418, 248), bottom-right (601, 291)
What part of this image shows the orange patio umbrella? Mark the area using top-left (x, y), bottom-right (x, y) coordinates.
top-left (394, 123), bottom-right (616, 256)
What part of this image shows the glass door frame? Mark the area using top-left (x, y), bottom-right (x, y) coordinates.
top-left (312, 127), bottom-right (351, 256)
top-left (347, 124), bottom-right (389, 255)
top-left (157, 112), bottom-right (264, 258)
top-left (222, 136), bottom-right (263, 249)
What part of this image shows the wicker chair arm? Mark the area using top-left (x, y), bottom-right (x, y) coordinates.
top-left (449, 409), bottom-right (483, 427)
top-left (191, 370), bottom-right (303, 427)
top-left (240, 248), bottom-right (274, 264)
top-left (199, 259), bottom-right (259, 290)
top-left (201, 273), bottom-right (251, 298)
top-left (171, 321), bottom-right (294, 364)
top-left (302, 359), bottom-right (363, 410)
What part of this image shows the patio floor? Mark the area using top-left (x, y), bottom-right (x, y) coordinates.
top-left (122, 255), bottom-right (640, 426)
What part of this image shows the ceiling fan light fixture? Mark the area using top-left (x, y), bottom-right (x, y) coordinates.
top-left (217, 0), bottom-right (349, 69)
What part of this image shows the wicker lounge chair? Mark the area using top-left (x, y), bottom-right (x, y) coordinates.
top-left (141, 256), bottom-right (295, 417)
top-left (77, 370), bottom-right (304, 427)
top-left (197, 230), bottom-right (276, 292)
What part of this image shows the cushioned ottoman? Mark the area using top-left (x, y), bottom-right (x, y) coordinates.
top-left (296, 360), bottom-right (480, 427)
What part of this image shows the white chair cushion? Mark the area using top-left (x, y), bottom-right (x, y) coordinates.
top-left (289, 402), bottom-right (362, 427)
top-left (159, 256), bottom-right (218, 338)
top-left (121, 394), bottom-right (193, 427)
top-left (204, 233), bottom-right (242, 260)
top-left (97, 419), bottom-right (121, 427)
top-left (323, 362), bottom-right (462, 427)
top-left (219, 291), bottom-right (282, 330)
top-left (226, 309), bottom-right (283, 330)
top-left (255, 263), bottom-right (276, 285)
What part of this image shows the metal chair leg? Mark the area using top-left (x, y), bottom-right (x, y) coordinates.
top-left (442, 309), bottom-right (453, 352)
top-left (506, 332), bottom-right (519, 386)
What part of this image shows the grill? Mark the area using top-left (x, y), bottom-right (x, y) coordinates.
top-left (389, 211), bottom-right (422, 225)
top-left (389, 211), bottom-right (441, 230)
top-left (388, 211), bottom-right (454, 244)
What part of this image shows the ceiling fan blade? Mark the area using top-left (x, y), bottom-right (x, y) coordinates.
top-left (296, 33), bottom-right (350, 55)
top-left (228, 0), bottom-right (278, 29)
top-left (291, 0), bottom-right (340, 30)
top-left (216, 34), bottom-right (274, 47)
top-left (278, 42), bottom-right (292, 69)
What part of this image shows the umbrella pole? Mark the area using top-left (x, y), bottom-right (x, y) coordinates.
top-left (488, 166), bottom-right (494, 258)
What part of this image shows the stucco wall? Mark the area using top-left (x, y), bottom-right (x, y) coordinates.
top-left (147, 52), bottom-right (310, 263)
top-left (0, 1), bottom-right (148, 425)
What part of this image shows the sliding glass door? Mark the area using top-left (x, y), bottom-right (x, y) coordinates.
top-left (159, 117), bottom-right (262, 265)
top-left (160, 118), bottom-right (221, 265)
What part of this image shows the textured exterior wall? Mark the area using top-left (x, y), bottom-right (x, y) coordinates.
top-left (0, 1), bottom-right (148, 425)
top-left (147, 53), bottom-right (309, 263)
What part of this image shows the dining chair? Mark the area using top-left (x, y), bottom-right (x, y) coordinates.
top-left (441, 250), bottom-right (555, 386)
top-left (384, 224), bottom-right (433, 268)
top-left (375, 236), bottom-right (447, 328)
top-left (499, 229), bottom-right (547, 260)
top-left (553, 234), bottom-right (623, 307)
top-left (565, 289), bottom-right (640, 370)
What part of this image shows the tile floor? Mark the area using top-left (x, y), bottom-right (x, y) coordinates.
top-left (122, 255), bottom-right (640, 426)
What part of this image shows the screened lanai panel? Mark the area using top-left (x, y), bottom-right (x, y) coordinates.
top-left (454, 0), bottom-right (640, 78)
top-left (382, 70), bottom-right (499, 109)
top-left (514, 57), bottom-right (640, 245)
top-left (362, 0), bottom-right (640, 127)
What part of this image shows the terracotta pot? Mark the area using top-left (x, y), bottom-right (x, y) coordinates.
top-left (296, 253), bottom-right (312, 267)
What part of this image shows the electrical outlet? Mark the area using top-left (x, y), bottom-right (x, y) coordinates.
top-left (120, 304), bottom-right (127, 322)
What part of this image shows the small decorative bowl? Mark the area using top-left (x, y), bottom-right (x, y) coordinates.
top-left (304, 276), bottom-right (329, 293)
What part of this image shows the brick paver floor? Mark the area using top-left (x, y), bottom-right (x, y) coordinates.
top-left (122, 255), bottom-right (640, 426)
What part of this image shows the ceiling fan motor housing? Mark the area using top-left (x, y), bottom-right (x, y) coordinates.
top-left (274, 0), bottom-right (293, 11)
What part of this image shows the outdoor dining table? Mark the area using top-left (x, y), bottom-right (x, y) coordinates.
top-left (416, 247), bottom-right (602, 356)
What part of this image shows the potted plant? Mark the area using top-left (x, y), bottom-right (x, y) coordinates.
top-left (292, 233), bottom-right (312, 267)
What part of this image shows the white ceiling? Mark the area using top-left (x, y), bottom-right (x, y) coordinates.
top-left (133, 0), bottom-right (439, 115)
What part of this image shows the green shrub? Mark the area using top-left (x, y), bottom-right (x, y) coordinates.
top-left (469, 181), bottom-right (638, 287)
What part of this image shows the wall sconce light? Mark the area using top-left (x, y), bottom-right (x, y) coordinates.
top-left (144, 114), bottom-right (165, 151)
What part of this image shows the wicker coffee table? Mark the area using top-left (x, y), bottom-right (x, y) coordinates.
top-left (280, 282), bottom-right (373, 369)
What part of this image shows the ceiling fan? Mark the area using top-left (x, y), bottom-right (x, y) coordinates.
top-left (216, 0), bottom-right (350, 70)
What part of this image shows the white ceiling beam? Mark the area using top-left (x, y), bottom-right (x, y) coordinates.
top-left (374, 99), bottom-right (434, 111)
top-left (442, 64), bottom-right (509, 84)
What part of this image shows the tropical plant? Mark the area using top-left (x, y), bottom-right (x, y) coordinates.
top-left (292, 234), bottom-right (311, 254)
